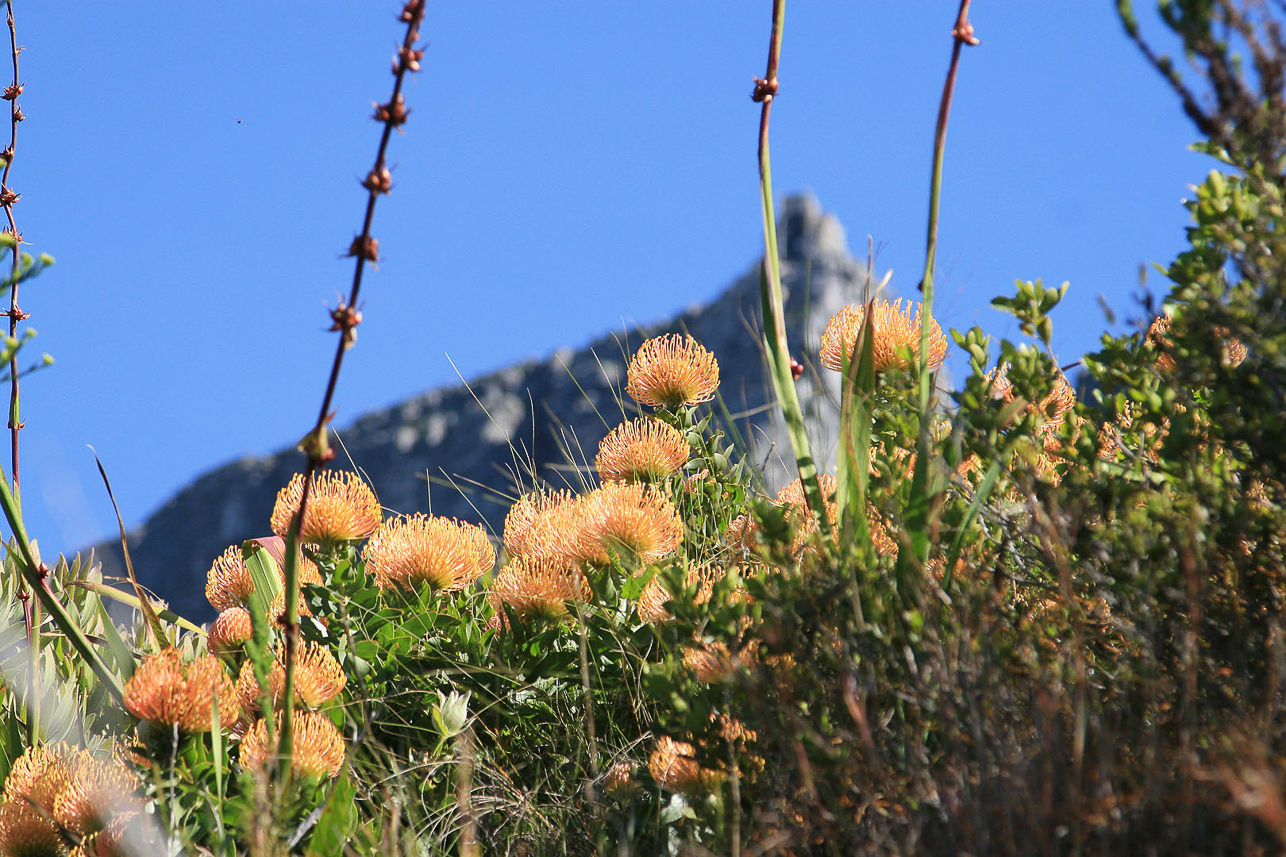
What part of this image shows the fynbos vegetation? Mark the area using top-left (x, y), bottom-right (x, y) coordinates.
top-left (1, 1), bottom-right (1285, 854)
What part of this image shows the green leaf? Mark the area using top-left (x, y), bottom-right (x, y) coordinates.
top-left (210, 690), bottom-right (224, 807)
top-left (621, 566), bottom-right (657, 601)
top-left (243, 564), bottom-right (277, 743)
top-left (307, 767), bottom-right (358, 856)
top-left (836, 300), bottom-right (876, 560)
top-left (244, 542), bottom-right (284, 602)
top-left (943, 459), bottom-right (1003, 591)
top-left (0, 703), bottom-right (23, 786)
top-left (95, 598), bottom-right (137, 683)
top-left (68, 580), bottom-right (206, 637)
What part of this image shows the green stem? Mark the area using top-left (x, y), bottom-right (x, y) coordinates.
top-left (903, 1), bottom-right (977, 579)
top-left (24, 581), bottom-right (38, 744)
top-left (0, 463), bottom-right (123, 702)
top-left (918, 0), bottom-right (976, 411)
top-left (277, 510), bottom-right (305, 785)
top-left (755, 0), bottom-right (830, 536)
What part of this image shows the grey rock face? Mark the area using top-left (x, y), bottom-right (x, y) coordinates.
top-left (93, 195), bottom-right (877, 621)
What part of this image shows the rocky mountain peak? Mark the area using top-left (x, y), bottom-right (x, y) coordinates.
top-left (781, 193), bottom-right (849, 263)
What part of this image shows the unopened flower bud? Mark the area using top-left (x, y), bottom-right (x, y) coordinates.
top-left (432, 690), bottom-right (470, 739)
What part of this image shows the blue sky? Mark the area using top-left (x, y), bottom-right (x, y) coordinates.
top-left (10, 3), bottom-right (1201, 557)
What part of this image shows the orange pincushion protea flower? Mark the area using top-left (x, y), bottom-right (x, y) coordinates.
top-left (773, 472), bottom-right (837, 510)
top-left (732, 475), bottom-right (891, 558)
top-left (235, 657), bottom-right (266, 713)
top-left (1036, 376), bottom-right (1076, 426)
top-left (239, 712), bottom-right (345, 780)
top-left (648, 736), bottom-right (721, 794)
top-left (489, 557), bottom-right (590, 624)
top-left (775, 473), bottom-right (838, 548)
top-left (503, 489), bottom-right (584, 564)
top-left (363, 514), bottom-right (495, 592)
top-left (206, 545), bottom-right (255, 612)
top-left (0, 801), bottom-right (63, 857)
top-left (596, 417), bottom-right (690, 483)
top-left (625, 334), bottom-right (720, 410)
top-left (683, 640), bottom-right (754, 683)
top-left (820, 299), bottom-right (947, 372)
top-left (236, 642), bottom-right (346, 713)
top-left (776, 474), bottom-right (900, 559)
top-left (52, 753), bottom-right (143, 840)
top-left (602, 761), bottom-right (639, 799)
top-left (576, 482), bottom-right (683, 566)
top-left (270, 471), bottom-right (382, 544)
top-left (123, 649), bottom-right (239, 733)
top-left (724, 513), bottom-right (757, 551)
top-left (1147, 315), bottom-right (1178, 372)
top-left (209, 607), bottom-right (254, 654)
top-left (867, 506), bottom-right (899, 557)
top-left (1224, 333), bottom-right (1249, 367)
top-left (712, 712), bottom-right (757, 745)
top-left (3, 743), bottom-right (76, 810)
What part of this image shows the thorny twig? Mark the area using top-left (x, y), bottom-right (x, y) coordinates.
top-left (2, 0), bottom-right (24, 486)
top-left (278, 0), bottom-right (427, 777)
top-left (1, 0), bottom-right (37, 746)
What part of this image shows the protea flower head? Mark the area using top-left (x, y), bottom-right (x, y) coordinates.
top-left (648, 736), bottom-right (721, 794)
top-left (489, 557), bottom-right (590, 624)
top-left (123, 649), bottom-right (240, 733)
top-left (683, 639), bottom-right (760, 683)
top-left (205, 545), bottom-right (255, 612)
top-left (0, 801), bottom-right (63, 857)
top-left (1147, 313), bottom-right (1247, 371)
top-left (502, 489), bottom-right (583, 565)
top-left (236, 641), bottom-right (346, 713)
top-left (602, 761), bottom-right (640, 799)
top-left (683, 641), bottom-right (734, 682)
top-left (208, 607), bottom-right (254, 654)
top-left (988, 364), bottom-right (1076, 429)
top-left (363, 513), bottom-right (494, 592)
top-left (625, 334), bottom-right (720, 410)
top-left (775, 474), bottom-right (838, 543)
top-left (3, 743), bottom-right (76, 811)
top-left (52, 752), bottom-right (143, 840)
top-left (596, 417), bottom-right (690, 483)
top-left (270, 470), bottom-right (382, 545)
top-left (576, 482), bottom-right (683, 566)
top-left (820, 299), bottom-right (947, 372)
top-left (239, 711), bottom-right (345, 780)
